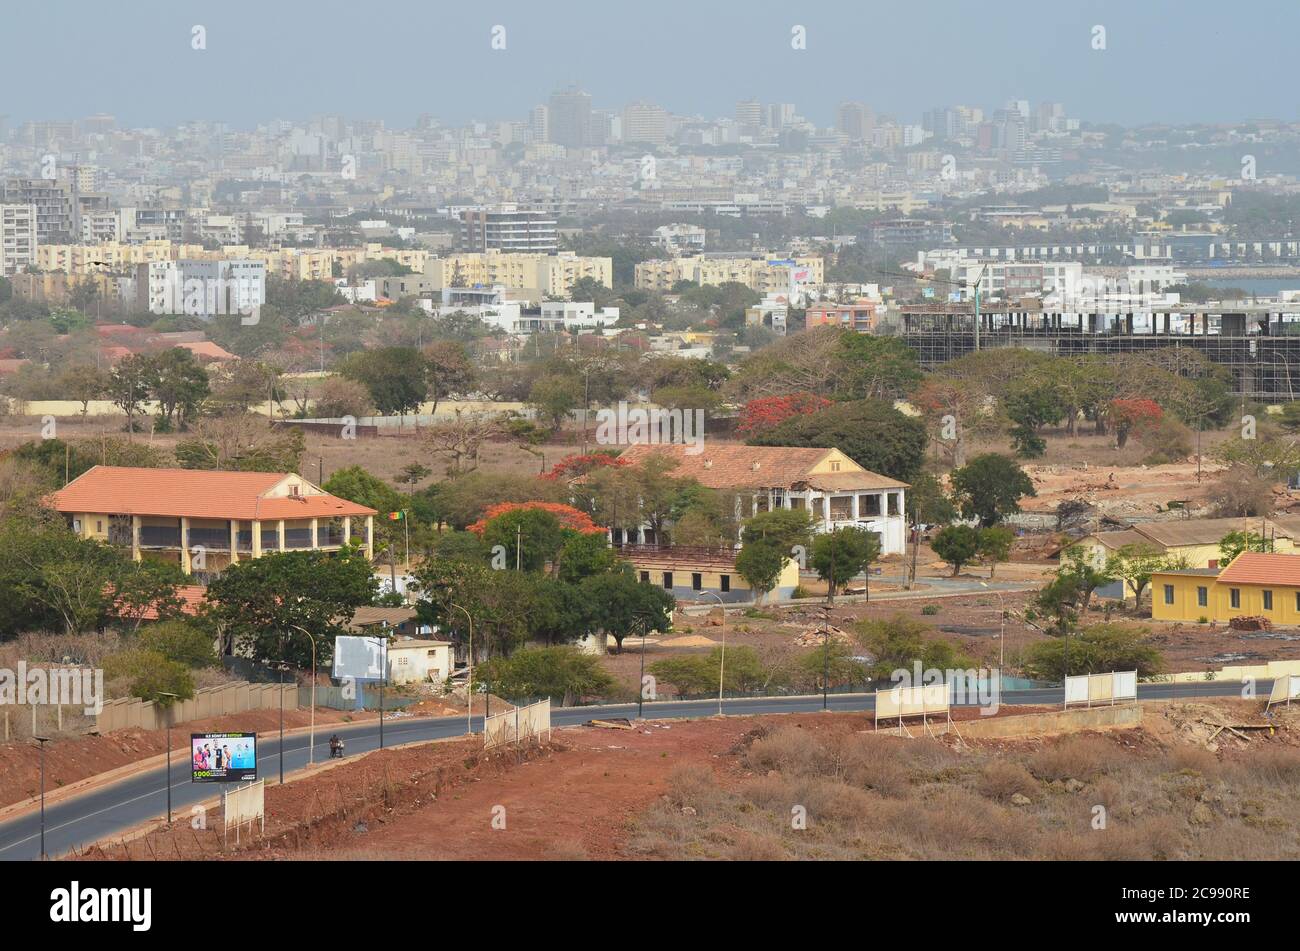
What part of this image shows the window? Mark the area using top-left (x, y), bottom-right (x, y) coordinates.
top-left (692, 573), bottom-right (702, 591)
top-left (720, 574), bottom-right (730, 592)
top-left (1208, 559), bottom-right (1218, 569)
top-left (1163, 584), bottom-right (1174, 605)
top-left (1264, 590), bottom-right (1273, 610)
top-left (662, 572), bottom-right (673, 589)
top-left (640, 571), bottom-right (650, 584)
top-left (1197, 586), bottom-right (1208, 607)
top-left (1230, 588), bottom-right (1240, 609)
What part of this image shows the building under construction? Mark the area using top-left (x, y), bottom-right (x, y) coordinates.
top-left (896, 301), bottom-right (1300, 400)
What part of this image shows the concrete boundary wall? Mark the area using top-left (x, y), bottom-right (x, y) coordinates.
top-left (97, 682), bottom-right (297, 733)
top-left (953, 704), bottom-right (1142, 739)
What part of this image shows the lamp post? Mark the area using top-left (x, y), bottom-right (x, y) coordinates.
top-left (34, 736), bottom-right (49, 860)
top-left (978, 581), bottom-right (1007, 670)
top-left (819, 612), bottom-right (831, 710)
top-left (277, 658), bottom-right (287, 785)
top-left (158, 692), bottom-right (178, 824)
top-left (450, 603), bottom-right (474, 735)
top-left (636, 614), bottom-right (650, 720)
top-left (288, 625), bottom-right (318, 764)
top-left (699, 592), bottom-right (726, 716)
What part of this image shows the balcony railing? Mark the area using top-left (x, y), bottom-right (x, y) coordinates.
top-left (139, 526), bottom-right (181, 548)
top-left (187, 527), bottom-right (231, 551)
top-left (284, 527), bottom-right (314, 549)
top-left (317, 527), bottom-right (347, 547)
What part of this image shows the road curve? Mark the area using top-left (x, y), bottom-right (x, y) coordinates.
top-left (0, 679), bottom-right (1256, 861)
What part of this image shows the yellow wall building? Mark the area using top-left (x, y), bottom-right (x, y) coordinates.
top-left (1069, 516), bottom-right (1299, 601)
top-left (634, 254), bottom-right (824, 293)
top-left (1151, 552), bottom-right (1300, 624)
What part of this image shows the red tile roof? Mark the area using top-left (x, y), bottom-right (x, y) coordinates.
top-left (614, 443), bottom-right (907, 491)
top-left (1216, 552), bottom-right (1300, 588)
top-left (116, 584), bottom-right (208, 620)
top-left (48, 466), bottom-right (376, 520)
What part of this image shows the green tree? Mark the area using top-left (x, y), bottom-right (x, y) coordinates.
top-left (855, 614), bottom-right (975, 681)
top-left (748, 399), bottom-right (927, 482)
top-left (577, 569), bottom-right (675, 653)
top-left (950, 453), bottom-right (1036, 527)
top-left (204, 548), bottom-right (378, 666)
top-left (150, 347), bottom-right (210, 431)
top-left (337, 347), bottom-right (429, 418)
top-left (977, 525), bottom-right (1015, 578)
top-left (1106, 543), bottom-right (1188, 608)
top-left (810, 526), bottom-right (880, 603)
top-left (1021, 623), bottom-right (1163, 679)
top-left (931, 524), bottom-right (981, 576)
top-left (735, 540), bottom-right (786, 604)
top-left (475, 645), bottom-right (615, 706)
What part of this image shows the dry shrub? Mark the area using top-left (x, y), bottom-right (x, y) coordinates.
top-left (1242, 747), bottom-right (1300, 785)
top-left (1162, 745), bottom-right (1221, 777)
top-left (1094, 814), bottom-right (1185, 861)
top-left (744, 726), bottom-right (824, 776)
top-left (1027, 735), bottom-right (1126, 782)
top-left (740, 774), bottom-right (795, 810)
top-left (663, 763), bottom-right (723, 813)
top-left (787, 777), bottom-right (881, 825)
top-left (889, 788), bottom-right (1023, 858)
top-left (725, 829), bottom-right (791, 861)
top-left (977, 761), bottom-right (1039, 803)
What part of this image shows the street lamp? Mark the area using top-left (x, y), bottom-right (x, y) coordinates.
top-left (636, 614), bottom-right (651, 720)
top-left (450, 603), bottom-right (474, 735)
top-left (978, 581), bottom-right (1007, 670)
top-left (818, 610), bottom-right (831, 710)
top-left (288, 625), bottom-right (318, 764)
top-left (33, 735), bottom-right (49, 860)
top-left (699, 592), bottom-right (726, 716)
top-left (158, 692), bottom-right (179, 825)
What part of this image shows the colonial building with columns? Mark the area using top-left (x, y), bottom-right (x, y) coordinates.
top-left (49, 466), bottom-right (375, 583)
top-left (612, 444), bottom-right (910, 555)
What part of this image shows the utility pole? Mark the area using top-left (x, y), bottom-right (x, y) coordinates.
top-left (516, 523), bottom-right (522, 571)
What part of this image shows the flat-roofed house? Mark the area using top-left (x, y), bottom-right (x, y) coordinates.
top-left (49, 466), bottom-right (376, 581)
top-left (614, 443), bottom-right (910, 554)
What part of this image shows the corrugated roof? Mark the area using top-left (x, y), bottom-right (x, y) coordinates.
top-left (1217, 552), bottom-right (1300, 587)
top-left (49, 466), bottom-right (376, 520)
top-left (1134, 517), bottom-right (1291, 548)
top-left (615, 443), bottom-right (906, 491)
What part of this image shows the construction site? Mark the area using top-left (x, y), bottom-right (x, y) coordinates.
top-left (897, 302), bottom-right (1300, 400)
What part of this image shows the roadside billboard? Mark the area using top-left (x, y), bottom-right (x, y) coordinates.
top-left (191, 732), bottom-right (258, 782)
top-left (332, 635), bottom-right (388, 682)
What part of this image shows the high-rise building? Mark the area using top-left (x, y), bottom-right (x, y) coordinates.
top-left (460, 205), bottom-right (558, 253)
top-left (837, 102), bottom-right (874, 141)
top-left (734, 99), bottom-right (763, 133)
top-left (1, 178), bottom-right (75, 242)
top-left (528, 105), bottom-right (549, 144)
top-left (622, 101), bottom-right (668, 146)
top-left (548, 86), bottom-right (592, 149)
top-left (0, 204), bottom-right (37, 276)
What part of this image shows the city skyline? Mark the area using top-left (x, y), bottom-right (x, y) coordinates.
top-left (4, 0), bottom-right (1300, 129)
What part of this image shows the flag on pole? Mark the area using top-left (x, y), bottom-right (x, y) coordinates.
top-left (387, 511), bottom-right (404, 521)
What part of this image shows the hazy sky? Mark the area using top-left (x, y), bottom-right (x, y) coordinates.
top-left (4, 0), bottom-right (1298, 129)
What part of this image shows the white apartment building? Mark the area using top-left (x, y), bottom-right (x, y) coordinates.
top-left (0, 204), bottom-right (38, 276)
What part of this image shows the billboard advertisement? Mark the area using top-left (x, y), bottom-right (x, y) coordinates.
top-left (332, 635), bottom-right (388, 682)
top-left (191, 732), bottom-right (258, 783)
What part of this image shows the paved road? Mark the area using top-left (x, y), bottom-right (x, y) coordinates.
top-left (0, 680), bottom-right (1257, 861)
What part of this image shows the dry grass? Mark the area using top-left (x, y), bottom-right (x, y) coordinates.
top-left (626, 724), bottom-right (1300, 861)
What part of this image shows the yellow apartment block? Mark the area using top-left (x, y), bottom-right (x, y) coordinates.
top-left (1151, 552), bottom-right (1300, 624)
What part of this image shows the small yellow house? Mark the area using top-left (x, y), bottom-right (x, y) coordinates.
top-left (1151, 552), bottom-right (1300, 624)
top-left (620, 544), bottom-right (801, 604)
top-left (1071, 516), bottom-right (1297, 601)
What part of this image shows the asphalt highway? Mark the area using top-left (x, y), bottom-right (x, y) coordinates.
top-left (0, 679), bottom-right (1259, 861)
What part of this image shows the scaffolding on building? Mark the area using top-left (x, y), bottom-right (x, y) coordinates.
top-left (896, 302), bottom-right (1300, 400)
